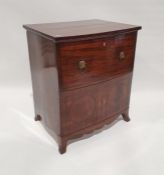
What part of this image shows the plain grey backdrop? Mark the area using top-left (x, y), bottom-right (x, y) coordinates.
top-left (0, 0), bottom-right (164, 91)
top-left (0, 0), bottom-right (164, 175)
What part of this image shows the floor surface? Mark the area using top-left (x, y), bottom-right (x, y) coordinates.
top-left (0, 87), bottom-right (164, 175)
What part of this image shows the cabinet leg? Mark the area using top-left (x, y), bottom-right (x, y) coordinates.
top-left (58, 139), bottom-right (67, 154)
top-left (34, 115), bottom-right (41, 121)
top-left (122, 110), bottom-right (130, 122)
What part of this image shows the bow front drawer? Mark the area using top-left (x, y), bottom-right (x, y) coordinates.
top-left (58, 32), bottom-right (137, 89)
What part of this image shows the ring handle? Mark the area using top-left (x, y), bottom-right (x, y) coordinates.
top-left (78, 60), bottom-right (86, 70)
top-left (119, 51), bottom-right (125, 60)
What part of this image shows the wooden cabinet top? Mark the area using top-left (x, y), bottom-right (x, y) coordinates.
top-left (23, 19), bottom-right (141, 42)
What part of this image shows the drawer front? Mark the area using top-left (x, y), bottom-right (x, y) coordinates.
top-left (60, 73), bottom-right (132, 136)
top-left (58, 32), bottom-right (137, 89)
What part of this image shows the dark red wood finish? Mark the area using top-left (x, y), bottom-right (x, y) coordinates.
top-left (26, 32), bottom-right (61, 141)
top-left (24, 20), bottom-right (141, 154)
top-left (23, 19), bottom-right (141, 42)
top-left (57, 32), bottom-right (137, 89)
top-left (60, 73), bottom-right (132, 136)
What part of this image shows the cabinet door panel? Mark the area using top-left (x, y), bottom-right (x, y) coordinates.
top-left (60, 73), bottom-right (132, 135)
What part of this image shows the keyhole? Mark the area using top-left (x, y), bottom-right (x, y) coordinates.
top-left (103, 42), bottom-right (106, 47)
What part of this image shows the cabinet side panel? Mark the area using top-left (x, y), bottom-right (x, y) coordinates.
top-left (26, 31), bottom-right (60, 137)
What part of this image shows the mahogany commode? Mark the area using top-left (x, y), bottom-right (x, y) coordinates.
top-left (23, 19), bottom-right (141, 154)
